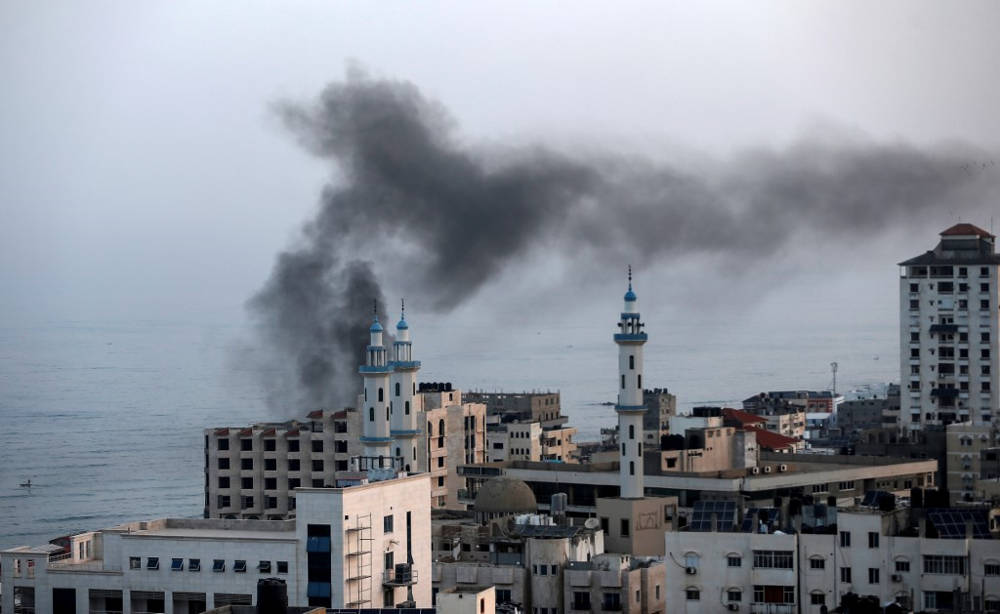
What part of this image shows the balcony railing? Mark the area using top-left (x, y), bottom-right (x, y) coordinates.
top-left (383, 567), bottom-right (418, 586)
top-left (749, 604), bottom-right (795, 614)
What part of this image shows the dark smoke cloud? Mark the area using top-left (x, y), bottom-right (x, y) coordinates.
top-left (248, 67), bottom-right (997, 413)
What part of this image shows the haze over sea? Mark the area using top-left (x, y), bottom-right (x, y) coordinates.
top-left (0, 295), bottom-right (897, 550)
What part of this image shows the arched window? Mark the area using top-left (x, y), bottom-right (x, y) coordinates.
top-left (427, 421), bottom-right (433, 435)
top-left (629, 424), bottom-right (635, 439)
top-left (405, 401), bottom-right (410, 415)
top-left (364, 388), bottom-right (367, 401)
top-left (369, 407), bottom-right (375, 422)
top-left (629, 355), bottom-right (635, 369)
top-left (629, 461), bottom-right (635, 475)
top-left (378, 388), bottom-right (384, 402)
top-left (395, 447), bottom-right (401, 457)
top-left (395, 382), bottom-right (401, 396)
top-left (412, 446), bottom-right (416, 460)
top-left (438, 419), bottom-right (445, 435)
top-left (413, 382), bottom-right (416, 394)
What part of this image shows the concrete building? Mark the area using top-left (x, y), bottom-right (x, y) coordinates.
top-left (463, 391), bottom-right (565, 427)
top-left (900, 223), bottom-right (1000, 430)
top-left (947, 421), bottom-right (1000, 504)
top-left (642, 388), bottom-right (676, 445)
top-left (1, 474), bottom-right (432, 613)
top-left (483, 419), bottom-right (577, 464)
top-left (204, 309), bottom-right (485, 517)
top-left (837, 397), bottom-right (889, 435)
top-left (431, 480), bottom-right (666, 614)
top-left (664, 496), bottom-right (1000, 613)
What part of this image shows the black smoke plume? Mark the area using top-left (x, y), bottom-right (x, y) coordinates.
top-left (247, 68), bottom-right (997, 413)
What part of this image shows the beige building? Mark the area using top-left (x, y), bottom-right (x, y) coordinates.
top-left (946, 421), bottom-right (1000, 503)
top-left (436, 585), bottom-right (496, 614)
top-left (204, 385), bottom-right (485, 518)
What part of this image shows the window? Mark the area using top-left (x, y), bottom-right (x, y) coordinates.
top-left (334, 440), bottom-right (347, 453)
top-left (727, 555), bottom-right (742, 567)
top-left (218, 476), bottom-right (230, 489)
top-left (621, 374), bottom-right (625, 389)
top-left (840, 567), bottom-right (851, 583)
top-left (811, 593), bottom-right (826, 606)
top-left (171, 558), bottom-right (184, 571)
top-left (213, 559), bottom-right (225, 572)
top-left (288, 439), bottom-right (299, 452)
top-left (497, 589), bottom-right (512, 603)
top-left (312, 440), bottom-right (323, 452)
top-left (217, 438), bottom-right (229, 450)
top-left (217, 495), bottom-right (230, 508)
top-left (629, 355), bottom-right (635, 369)
top-left (405, 401), bottom-right (410, 414)
top-left (241, 458), bottom-right (253, 470)
top-left (395, 382), bottom-right (401, 396)
top-left (868, 568), bottom-right (879, 584)
top-left (384, 551), bottom-right (394, 570)
top-left (753, 550), bottom-right (793, 569)
top-left (838, 480), bottom-right (855, 491)
top-left (264, 477), bottom-right (276, 490)
top-left (868, 531), bottom-right (879, 548)
top-left (370, 407), bottom-right (375, 422)
top-left (241, 495), bottom-right (254, 508)
top-left (288, 459), bottom-right (300, 471)
top-left (895, 560), bottom-right (910, 572)
top-left (384, 514), bottom-right (394, 533)
top-left (258, 560), bottom-right (271, 573)
top-left (147, 557), bottom-right (160, 570)
top-left (312, 459), bottom-right (323, 471)
top-left (986, 599), bottom-right (1000, 611)
top-left (218, 457), bottom-right (230, 470)
top-left (234, 559), bottom-right (247, 573)
top-left (629, 461), bottom-right (635, 475)
top-left (277, 560), bottom-right (288, 574)
top-left (438, 456), bottom-right (444, 467)
top-left (265, 458), bottom-right (277, 471)
top-left (241, 477), bottom-right (253, 489)
top-left (924, 555), bottom-right (966, 575)
top-left (684, 553), bottom-right (699, 568)
top-left (572, 591), bottom-right (591, 610)
top-left (241, 438), bottom-right (252, 451)
top-left (602, 593), bottom-right (622, 610)
top-left (437, 476), bottom-right (444, 487)
top-left (189, 558), bottom-right (201, 571)
top-left (264, 439), bottom-right (276, 451)
top-left (686, 588), bottom-right (700, 600)
top-left (810, 557), bottom-right (825, 569)
top-left (727, 590), bottom-right (742, 602)
top-left (839, 530), bottom-right (851, 547)
top-left (621, 518), bottom-right (630, 536)
top-left (986, 563), bottom-right (1000, 576)
top-left (129, 556), bottom-right (141, 569)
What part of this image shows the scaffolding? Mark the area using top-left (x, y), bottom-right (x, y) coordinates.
top-left (344, 512), bottom-right (373, 608)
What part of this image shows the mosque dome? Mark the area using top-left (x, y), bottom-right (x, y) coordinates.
top-left (370, 319), bottom-right (383, 333)
top-left (473, 478), bottom-right (537, 515)
top-left (624, 288), bottom-right (637, 302)
top-left (396, 318), bottom-right (408, 330)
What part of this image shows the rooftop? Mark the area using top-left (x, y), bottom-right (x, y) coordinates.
top-left (941, 222), bottom-right (994, 237)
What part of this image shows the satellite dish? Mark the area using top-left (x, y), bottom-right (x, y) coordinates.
top-left (584, 518), bottom-right (600, 530)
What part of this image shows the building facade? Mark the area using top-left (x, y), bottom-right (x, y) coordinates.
top-left (900, 223), bottom-right (1000, 430)
top-left (1, 475), bottom-right (432, 613)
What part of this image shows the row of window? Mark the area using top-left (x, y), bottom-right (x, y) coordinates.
top-left (908, 299), bottom-right (993, 311)
top-left (686, 585), bottom-right (795, 604)
top-left (217, 457), bottom-right (349, 472)
top-left (128, 557), bottom-right (288, 574)
top-left (909, 331), bottom-right (991, 343)
top-left (217, 495), bottom-right (293, 509)
top-left (909, 279), bottom-right (992, 292)
top-left (218, 437), bottom-right (348, 452)
top-left (909, 348), bottom-right (992, 360)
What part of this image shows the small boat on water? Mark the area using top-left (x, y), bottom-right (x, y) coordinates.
top-left (19, 479), bottom-right (31, 488)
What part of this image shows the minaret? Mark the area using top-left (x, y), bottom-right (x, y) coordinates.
top-left (390, 299), bottom-right (423, 472)
top-left (360, 301), bottom-right (393, 465)
top-left (614, 266), bottom-right (647, 499)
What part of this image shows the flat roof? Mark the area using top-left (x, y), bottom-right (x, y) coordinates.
top-left (121, 527), bottom-right (294, 541)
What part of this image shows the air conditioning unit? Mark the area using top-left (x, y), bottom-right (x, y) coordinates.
top-left (778, 464), bottom-right (788, 472)
top-left (727, 604), bottom-right (740, 612)
top-left (685, 567), bottom-right (697, 575)
top-left (751, 467), bottom-right (760, 475)
top-left (891, 574), bottom-right (903, 582)
top-left (764, 465), bottom-right (773, 473)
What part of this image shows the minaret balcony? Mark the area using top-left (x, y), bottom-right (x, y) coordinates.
top-left (389, 360), bottom-right (421, 370)
top-left (359, 365), bottom-right (392, 374)
top-left (613, 333), bottom-right (648, 342)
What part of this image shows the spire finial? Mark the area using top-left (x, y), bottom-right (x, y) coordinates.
top-left (401, 298), bottom-right (405, 319)
top-left (628, 265), bottom-right (632, 290)
top-left (373, 298), bottom-right (378, 320)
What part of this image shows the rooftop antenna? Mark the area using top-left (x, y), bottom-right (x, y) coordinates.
top-left (830, 362), bottom-right (838, 395)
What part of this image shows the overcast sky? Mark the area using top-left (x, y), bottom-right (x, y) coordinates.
top-left (2, 1), bottom-right (999, 335)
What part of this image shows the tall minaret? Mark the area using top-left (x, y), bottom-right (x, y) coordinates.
top-left (390, 299), bottom-right (423, 472)
top-left (360, 301), bottom-right (393, 464)
top-left (614, 266), bottom-right (647, 499)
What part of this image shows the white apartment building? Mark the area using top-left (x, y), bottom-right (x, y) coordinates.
top-left (1, 474), bottom-right (432, 613)
top-left (665, 501), bottom-right (1000, 613)
top-left (900, 223), bottom-right (1000, 430)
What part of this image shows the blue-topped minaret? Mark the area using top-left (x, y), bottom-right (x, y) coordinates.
top-left (360, 300), bottom-right (393, 463)
top-left (389, 299), bottom-right (423, 472)
top-left (614, 266), bottom-right (647, 499)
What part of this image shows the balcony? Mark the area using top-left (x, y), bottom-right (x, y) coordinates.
top-left (750, 605), bottom-right (795, 614)
top-left (383, 565), bottom-right (418, 586)
top-left (931, 388), bottom-right (960, 399)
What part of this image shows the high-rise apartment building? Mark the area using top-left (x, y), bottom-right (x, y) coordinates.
top-left (899, 224), bottom-right (1000, 430)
